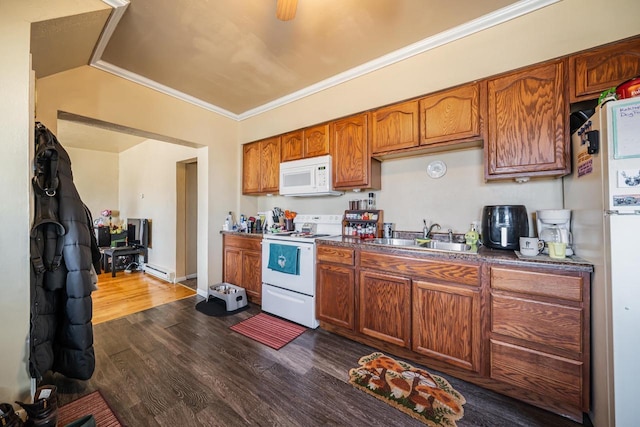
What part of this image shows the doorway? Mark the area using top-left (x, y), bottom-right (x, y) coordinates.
top-left (176, 159), bottom-right (198, 285)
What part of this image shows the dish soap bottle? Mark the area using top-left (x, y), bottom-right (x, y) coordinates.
top-left (465, 223), bottom-right (479, 246)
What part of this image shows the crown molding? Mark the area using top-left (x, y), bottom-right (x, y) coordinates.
top-left (94, 0), bottom-right (559, 122)
top-left (91, 59), bottom-right (239, 120)
top-left (93, 0), bottom-right (129, 64)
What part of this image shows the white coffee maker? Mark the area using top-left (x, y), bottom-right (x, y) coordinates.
top-left (536, 209), bottom-right (573, 256)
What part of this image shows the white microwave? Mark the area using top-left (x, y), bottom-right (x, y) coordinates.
top-left (279, 155), bottom-right (343, 197)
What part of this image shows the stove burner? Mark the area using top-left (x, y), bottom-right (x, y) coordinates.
top-left (290, 233), bottom-right (332, 238)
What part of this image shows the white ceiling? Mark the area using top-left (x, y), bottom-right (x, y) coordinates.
top-left (30, 0), bottom-right (556, 151)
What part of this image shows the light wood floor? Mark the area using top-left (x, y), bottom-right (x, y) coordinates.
top-left (92, 271), bottom-right (196, 324)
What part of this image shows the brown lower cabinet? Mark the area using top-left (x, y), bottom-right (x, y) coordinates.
top-left (359, 270), bottom-right (411, 348)
top-left (412, 280), bottom-right (481, 372)
top-left (316, 245), bottom-right (356, 330)
top-left (489, 266), bottom-right (590, 420)
top-left (222, 234), bottom-right (262, 303)
top-left (316, 243), bottom-right (591, 422)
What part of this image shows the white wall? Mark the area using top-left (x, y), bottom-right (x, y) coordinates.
top-left (118, 140), bottom-right (199, 273)
top-left (65, 147), bottom-right (119, 222)
top-left (250, 148), bottom-right (562, 235)
top-left (0, 0), bottom-right (110, 404)
top-left (0, 14), bottom-right (33, 405)
top-left (35, 65), bottom-right (236, 296)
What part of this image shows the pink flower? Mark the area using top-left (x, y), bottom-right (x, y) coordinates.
top-left (101, 209), bottom-right (112, 217)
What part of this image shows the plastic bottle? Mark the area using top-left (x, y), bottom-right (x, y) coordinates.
top-left (465, 223), bottom-right (480, 246)
top-left (224, 211), bottom-right (233, 231)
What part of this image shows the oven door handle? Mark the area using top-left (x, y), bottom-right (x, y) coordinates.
top-left (262, 241), bottom-right (313, 250)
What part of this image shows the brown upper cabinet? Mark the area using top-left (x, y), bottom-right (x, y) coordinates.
top-left (242, 36), bottom-right (638, 189)
top-left (280, 123), bottom-right (331, 162)
top-left (569, 35), bottom-right (640, 103)
top-left (242, 136), bottom-right (280, 194)
top-left (485, 59), bottom-right (569, 180)
top-left (332, 112), bottom-right (381, 190)
top-left (371, 83), bottom-right (484, 156)
top-left (419, 83), bottom-right (484, 146)
top-left (280, 130), bottom-right (304, 162)
top-left (371, 99), bottom-right (419, 154)
top-left (304, 123), bottom-right (331, 158)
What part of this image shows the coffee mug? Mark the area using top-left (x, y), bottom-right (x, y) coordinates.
top-left (548, 242), bottom-right (567, 259)
top-left (519, 237), bottom-right (544, 256)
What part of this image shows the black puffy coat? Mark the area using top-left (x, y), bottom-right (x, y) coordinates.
top-left (30, 123), bottom-right (101, 381)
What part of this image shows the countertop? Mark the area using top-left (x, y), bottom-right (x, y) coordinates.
top-left (221, 231), bottom-right (593, 273)
top-left (221, 230), bottom-right (265, 239)
top-left (316, 235), bottom-right (594, 273)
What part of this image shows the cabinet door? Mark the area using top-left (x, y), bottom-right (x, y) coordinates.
top-left (281, 131), bottom-right (303, 162)
top-left (371, 100), bottom-right (419, 154)
top-left (242, 250), bottom-right (262, 302)
top-left (359, 270), bottom-right (411, 348)
top-left (260, 136), bottom-right (281, 193)
top-left (242, 142), bottom-right (261, 194)
top-left (419, 83), bottom-right (482, 145)
top-left (490, 340), bottom-right (585, 417)
top-left (223, 247), bottom-right (242, 286)
top-left (486, 60), bottom-right (569, 180)
top-left (304, 123), bottom-right (330, 158)
top-left (412, 280), bottom-right (480, 372)
top-left (317, 263), bottom-right (356, 330)
top-left (491, 294), bottom-right (582, 354)
top-left (332, 113), bottom-right (380, 190)
top-left (570, 36), bottom-right (640, 103)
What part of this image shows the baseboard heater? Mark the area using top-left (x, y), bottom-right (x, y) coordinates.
top-left (143, 263), bottom-right (176, 283)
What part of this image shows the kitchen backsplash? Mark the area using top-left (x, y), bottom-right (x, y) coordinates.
top-left (249, 148), bottom-right (563, 236)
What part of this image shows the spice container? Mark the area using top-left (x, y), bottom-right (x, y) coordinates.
top-left (368, 192), bottom-right (376, 209)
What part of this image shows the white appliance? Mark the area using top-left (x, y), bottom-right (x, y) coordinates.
top-left (564, 97), bottom-right (640, 426)
top-left (279, 155), bottom-right (344, 197)
top-left (536, 209), bottom-right (574, 256)
top-left (261, 214), bottom-right (342, 328)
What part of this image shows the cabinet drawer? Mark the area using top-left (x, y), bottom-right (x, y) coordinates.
top-left (224, 235), bottom-right (262, 251)
top-left (491, 267), bottom-right (583, 302)
top-left (360, 251), bottom-right (480, 286)
top-left (317, 245), bottom-right (355, 266)
top-left (491, 340), bottom-right (583, 410)
top-left (492, 294), bottom-right (582, 353)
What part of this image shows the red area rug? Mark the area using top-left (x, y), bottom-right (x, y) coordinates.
top-left (349, 352), bottom-right (466, 426)
top-left (230, 313), bottom-right (307, 350)
top-left (58, 390), bottom-right (123, 427)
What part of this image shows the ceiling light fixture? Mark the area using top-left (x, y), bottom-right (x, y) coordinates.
top-left (276, 0), bottom-right (298, 21)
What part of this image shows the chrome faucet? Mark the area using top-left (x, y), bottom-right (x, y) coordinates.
top-left (423, 220), bottom-right (441, 239)
top-left (448, 228), bottom-right (454, 242)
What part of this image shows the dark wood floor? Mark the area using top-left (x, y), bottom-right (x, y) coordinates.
top-left (47, 296), bottom-right (590, 426)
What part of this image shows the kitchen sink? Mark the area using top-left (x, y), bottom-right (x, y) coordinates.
top-left (365, 237), bottom-right (477, 254)
top-left (368, 238), bottom-right (417, 246)
top-left (419, 240), bottom-right (473, 252)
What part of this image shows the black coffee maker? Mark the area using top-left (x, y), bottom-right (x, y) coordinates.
top-left (481, 205), bottom-right (529, 250)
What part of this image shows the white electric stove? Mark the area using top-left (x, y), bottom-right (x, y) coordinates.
top-left (261, 214), bottom-right (342, 328)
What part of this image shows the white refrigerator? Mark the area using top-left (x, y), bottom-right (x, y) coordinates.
top-left (564, 97), bottom-right (640, 427)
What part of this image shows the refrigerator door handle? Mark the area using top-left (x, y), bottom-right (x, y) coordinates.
top-left (605, 210), bottom-right (640, 215)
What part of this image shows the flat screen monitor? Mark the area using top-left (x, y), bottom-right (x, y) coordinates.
top-left (126, 218), bottom-right (150, 247)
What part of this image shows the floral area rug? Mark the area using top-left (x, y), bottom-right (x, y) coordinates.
top-left (348, 352), bottom-right (466, 426)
